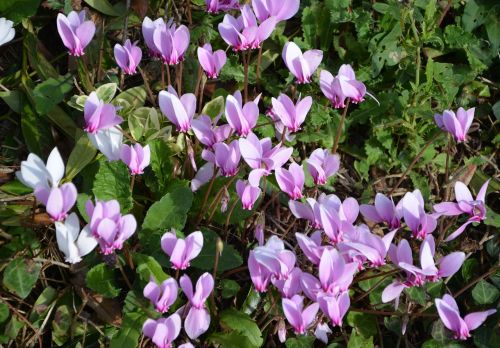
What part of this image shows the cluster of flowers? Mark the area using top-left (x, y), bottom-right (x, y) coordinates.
top-left (16, 148), bottom-right (137, 262)
top-left (14, 0), bottom-right (492, 345)
top-left (142, 231), bottom-right (214, 347)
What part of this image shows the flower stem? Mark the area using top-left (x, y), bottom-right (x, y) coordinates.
top-left (161, 64), bottom-right (165, 90)
top-left (256, 46), bottom-right (263, 84)
top-left (388, 132), bottom-right (443, 195)
top-left (117, 255), bottom-right (133, 289)
top-left (138, 66), bottom-right (156, 106)
top-left (177, 61), bottom-right (183, 95)
top-left (130, 174), bottom-right (135, 192)
top-left (243, 50), bottom-right (249, 103)
top-left (224, 199), bottom-right (239, 240)
top-left (196, 172), bottom-right (217, 226)
top-left (166, 64), bottom-right (171, 86)
top-left (332, 99), bottom-right (350, 154)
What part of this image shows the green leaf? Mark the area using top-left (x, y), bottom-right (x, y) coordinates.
top-left (0, 90), bottom-right (22, 113)
top-left (134, 253), bottom-right (169, 284)
top-left (51, 305), bottom-right (72, 346)
top-left (0, 0), bottom-right (41, 23)
top-left (147, 139), bottom-right (174, 194)
top-left (422, 339), bottom-right (466, 348)
top-left (285, 336), bottom-right (315, 348)
top-left (0, 301), bottom-right (9, 324)
top-left (220, 309), bottom-right (263, 348)
top-left (202, 96), bottom-right (225, 118)
top-left (85, 263), bottom-right (121, 298)
top-left (96, 83), bottom-right (118, 103)
top-left (128, 107), bottom-right (158, 141)
top-left (209, 331), bottom-right (256, 348)
top-left (21, 97), bottom-right (51, 156)
top-left (29, 286), bottom-right (57, 327)
top-left (348, 331), bottom-right (374, 348)
top-left (92, 158), bottom-right (132, 213)
top-left (65, 134), bottom-right (97, 181)
top-left (347, 312), bottom-right (377, 338)
top-left (4, 316), bottom-right (24, 340)
top-left (84, 0), bottom-right (123, 16)
top-left (0, 180), bottom-right (32, 195)
top-left (461, 259), bottom-right (479, 282)
top-left (472, 280), bottom-right (500, 305)
top-left (115, 86), bottom-right (147, 108)
top-left (221, 279), bottom-right (240, 299)
top-left (191, 229), bottom-right (243, 274)
top-left (109, 312), bottom-right (147, 348)
top-left (2, 258), bottom-right (41, 299)
top-left (33, 75), bottom-right (73, 114)
top-left (406, 286), bottom-right (426, 305)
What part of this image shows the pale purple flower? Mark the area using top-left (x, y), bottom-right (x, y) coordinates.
top-left (86, 199), bottom-right (121, 236)
top-left (252, 0), bottom-right (300, 22)
top-left (144, 278), bottom-right (178, 313)
top-left (295, 231), bottom-right (325, 265)
top-left (142, 17), bottom-right (168, 57)
top-left (433, 180), bottom-right (489, 242)
top-left (16, 147), bottom-right (65, 190)
top-left (161, 231), bottom-right (203, 270)
top-left (191, 162), bottom-right (215, 192)
top-left (88, 126), bottom-right (124, 161)
top-left (206, 0), bottom-right (240, 13)
top-left (360, 193), bottom-right (403, 229)
top-left (35, 183), bottom-right (77, 221)
top-left (153, 20), bottom-right (190, 65)
top-left (114, 39), bottom-right (142, 75)
top-left (225, 91), bottom-right (259, 136)
top-left (120, 143), bottom-right (150, 175)
top-left (239, 132), bottom-right (293, 174)
top-left (159, 86), bottom-right (196, 132)
top-left (434, 107), bottom-right (474, 143)
top-left (272, 267), bottom-right (302, 298)
top-left (218, 5), bottom-right (276, 51)
top-left (57, 11), bottom-right (95, 56)
top-left (252, 236), bottom-right (296, 279)
top-left (192, 114), bottom-right (232, 149)
top-left (314, 322), bottom-right (332, 344)
top-left (55, 213), bottom-right (97, 264)
top-left (248, 250), bottom-right (272, 292)
top-left (254, 214), bottom-right (265, 246)
top-left (320, 65), bottom-right (366, 108)
top-left (402, 190), bottom-right (437, 240)
top-left (289, 198), bottom-right (323, 228)
top-left (180, 273), bottom-right (214, 339)
top-left (83, 92), bottom-right (123, 134)
top-left (197, 43), bottom-right (227, 79)
top-left (142, 313), bottom-right (182, 348)
top-left (275, 162), bottom-right (304, 200)
top-left (271, 94), bottom-right (312, 132)
top-left (282, 42), bottom-right (323, 84)
top-left (306, 149), bottom-right (340, 185)
top-left (236, 180), bottom-right (261, 210)
top-left (214, 140), bottom-right (241, 176)
top-left (317, 292), bottom-right (350, 327)
top-left (282, 295), bottom-right (319, 335)
top-left (435, 294), bottom-right (496, 340)
top-left (339, 229), bottom-right (397, 268)
top-left (317, 248), bottom-right (357, 295)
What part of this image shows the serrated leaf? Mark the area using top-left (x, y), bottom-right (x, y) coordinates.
top-left (472, 280), bottom-right (499, 305)
top-left (348, 331), bottom-right (374, 348)
top-left (221, 279), bottom-right (240, 299)
top-left (2, 258), bottom-right (41, 299)
top-left (220, 309), bottom-right (263, 347)
top-left (92, 158), bottom-right (132, 213)
top-left (86, 263), bottom-right (120, 298)
top-left (347, 312), bottom-right (377, 338)
top-left (109, 312), bottom-right (147, 348)
top-left (285, 336), bottom-right (315, 348)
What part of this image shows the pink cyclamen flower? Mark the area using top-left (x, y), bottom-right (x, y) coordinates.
top-left (282, 295), bottom-right (319, 335)
top-left (253, 236), bottom-right (296, 279)
top-left (143, 313), bottom-right (181, 348)
top-left (360, 193), bottom-right (403, 229)
top-left (142, 17), bottom-right (168, 57)
top-left (306, 148), bottom-right (340, 185)
top-left (83, 92), bottom-right (123, 134)
top-left (214, 140), bottom-right (241, 176)
top-left (433, 180), bottom-right (489, 242)
top-left (434, 107), bottom-right (474, 143)
top-left (218, 5), bottom-right (276, 51)
top-left (252, 0), bottom-right (300, 22)
top-left (402, 190), bottom-right (437, 240)
top-left (159, 86), bottom-right (196, 132)
top-left (114, 39), bottom-right (142, 75)
top-left (236, 180), bottom-right (261, 210)
top-left (275, 162), bottom-right (304, 200)
top-left (197, 43), bottom-right (227, 78)
top-left (206, 0), bottom-right (240, 13)
top-left (320, 65), bottom-right (366, 108)
top-left (192, 114), bottom-right (232, 149)
top-left (317, 248), bottom-right (357, 295)
top-left (239, 132), bottom-right (293, 174)
top-left (161, 231), bottom-right (203, 270)
top-left (339, 229), bottom-right (397, 268)
top-left (435, 294), bottom-right (496, 340)
top-left (289, 198), bottom-right (323, 228)
top-left (225, 91), bottom-right (260, 136)
top-left (35, 183), bottom-right (77, 221)
top-left (143, 278), bottom-right (178, 313)
top-left (317, 292), bottom-right (350, 327)
top-left (57, 11), bottom-right (95, 56)
top-left (295, 231), bottom-right (325, 265)
top-left (153, 20), bottom-right (190, 65)
top-left (85, 199), bottom-right (136, 255)
top-left (180, 273), bottom-right (214, 339)
top-left (282, 42), bottom-right (323, 84)
top-left (271, 94), bottom-right (312, 132)
top-left (120, 143), bottom-right (150, 175)
top-left (248, 250), bottom-right (272, 292)
top-left (272, 267), bottom-right (302, 299)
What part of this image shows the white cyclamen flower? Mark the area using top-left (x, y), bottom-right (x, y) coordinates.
top-left (0, 18), bottom-right (15, 47)
top-left (16, 147), bottom-right (65, 190)
top-left (88, 126), bottom-right (123, 161)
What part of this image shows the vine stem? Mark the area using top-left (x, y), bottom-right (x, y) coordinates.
top-left (332, 99), bottom-right (350, 154)
top-left (388, 132), bottom-right (443, 195)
